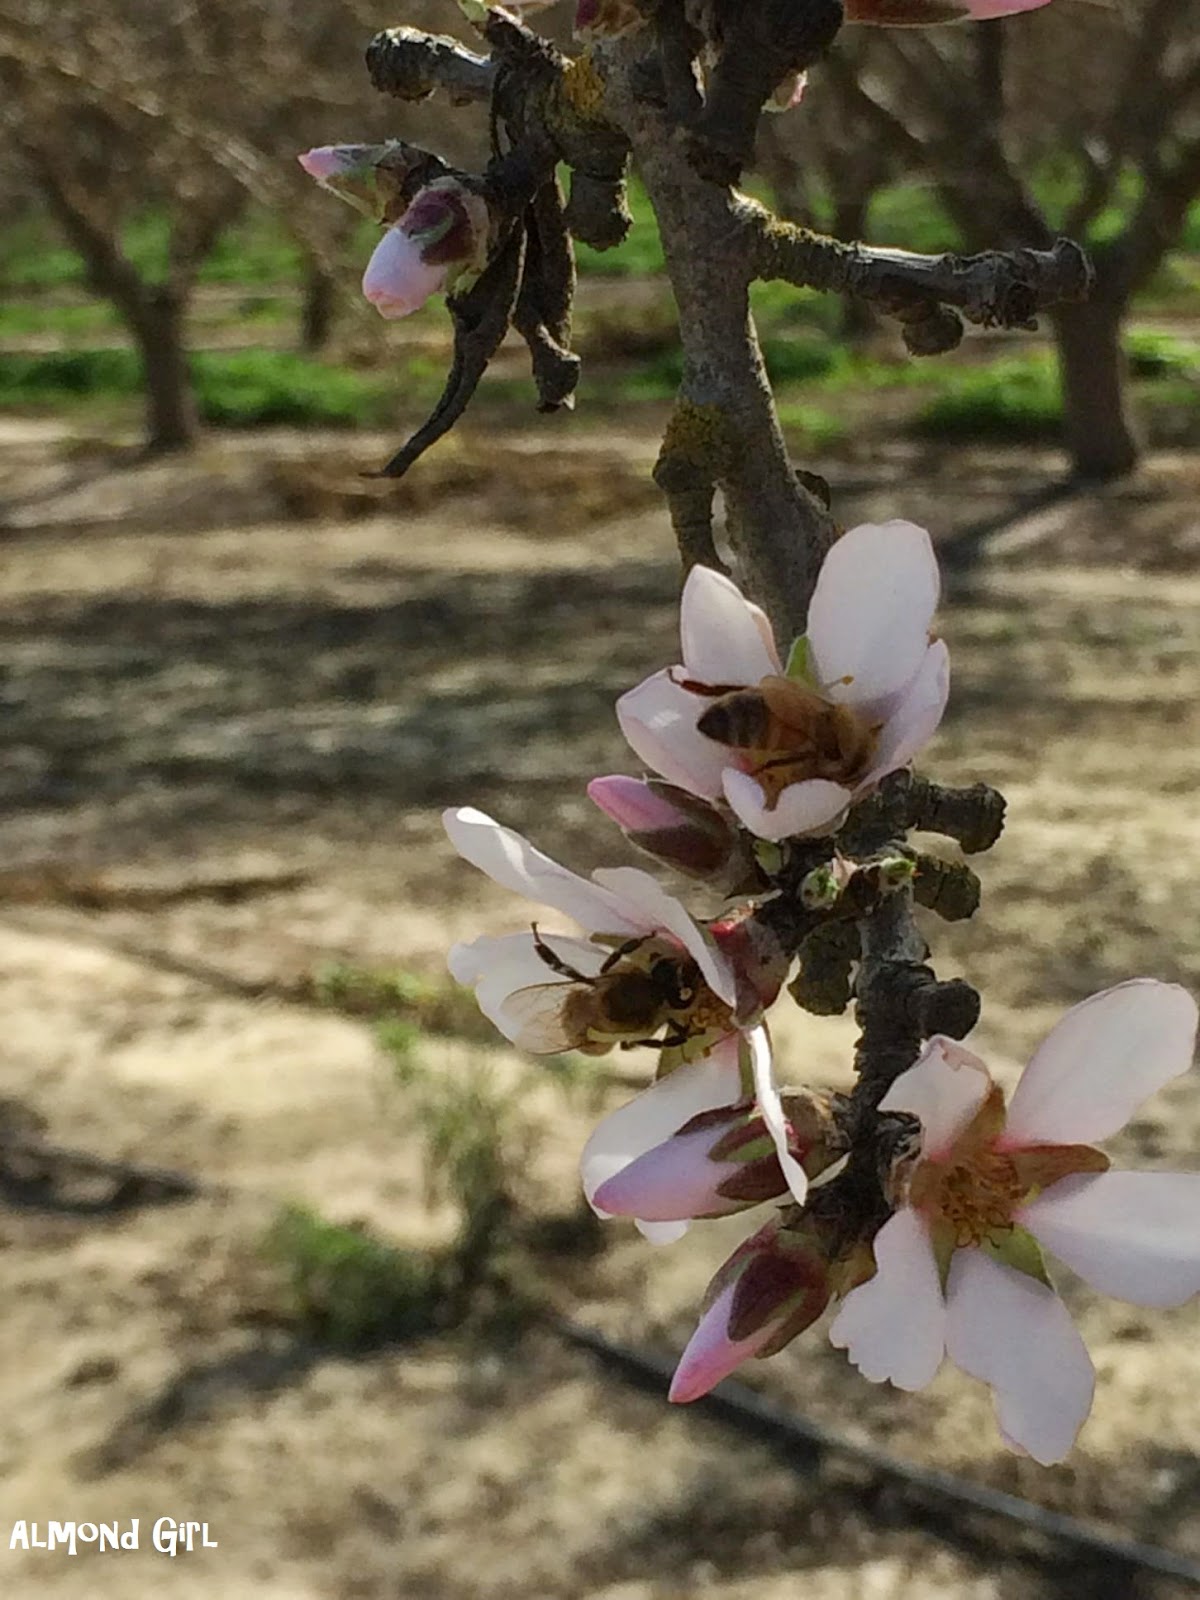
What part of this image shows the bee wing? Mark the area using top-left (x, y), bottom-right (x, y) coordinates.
top-left (498, 982), bottom-right (581, 1054)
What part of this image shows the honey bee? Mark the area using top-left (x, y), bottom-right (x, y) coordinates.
top-left (505, 926), bottom-right (719, 1055)
top-left (688, 674), bottom-right (877, 792)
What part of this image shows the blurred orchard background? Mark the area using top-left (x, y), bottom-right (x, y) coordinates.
top-left (1, 2), bottom-right (1199, 1598)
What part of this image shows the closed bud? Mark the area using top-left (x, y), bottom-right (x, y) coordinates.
top-left (592, 1089), bottom-right (838, 1225)
top-left (298, 143), bottom-right (397, 220)
top-left (669, 1213), bottom-right (837, 1402)
top-left (362, 179), bottom-right (490, 320)
top-left (587, 775), bottom-right (739, 880)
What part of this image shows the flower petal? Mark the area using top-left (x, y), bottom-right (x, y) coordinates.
top-left (858, 641), bottom-right (950, 791)
top-left (880, 1036), bottom-right (993, 1162)
top-left (721, 770), bottom-right (851, 841)
top-left (669, 1283), bottom-right (775, 1402)
top-left (1020, 1171), bottom-right (1200, 1309)
top-left (443, 808), bottom-right (641, 936)
top-left (616, 671), bottom-right (729, 800)
top-left (747, 1025), bottom-right (809, 1205)
top-left (590, 865), bottom-right (736, 1006)
top-left (361, 225), bottom-right (448, 319)
top-left (580, 1035), bottom-right (742, 1227)
top-left (807, 521), bottom-right (940, 715)
top-left (679, 566), bottom-right (779, 685)
top-left (592, 1125), bottom-right (745, 1222)
top-left (945, 1249), bottom-right (1094, 1466)
top-left (828, 1207), bottom-right (946, 1389)
top-left (1002, 980), bottom-right (1199, 1148)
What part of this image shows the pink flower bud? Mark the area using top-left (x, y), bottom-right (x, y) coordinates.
top-left (669, 1215), bottom-right (836, 1402)
top-left (587, 775), bottom-right (737, 880)
top-left (362, 226), bottom-right (451, 320)
top-left (587, 775), bottom-right (694, 834)
top-left (298, 145), bottom-right (366, 183)
top-left (361, 180), bottom-right (489, 320)
top-left (592, 1091), bottom-right (838, 1224)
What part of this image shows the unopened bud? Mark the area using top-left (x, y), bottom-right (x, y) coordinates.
top-left (876, 854), bottom-right (916, 893)
top-left (587, 776), bottom-right (738, 880)
top-left (669, 1213), bottom-right (836, 1402)
top-left (362, 179), bottom-right (490, 320)
top-left (800, 864), bottom-right (841, 910)
top-left (298, 143), bottom-right (397, 220)
top-left (593, 1089), bottom-right (838, 1225)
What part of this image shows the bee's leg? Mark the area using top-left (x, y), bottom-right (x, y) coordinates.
top-left (530, 923), bottom-right (592, 984)
top-left (598, 934), bottom-right (650, 974)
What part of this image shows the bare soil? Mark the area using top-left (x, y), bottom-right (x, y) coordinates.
top-left (0, 416), bottom-right (1199, 1600)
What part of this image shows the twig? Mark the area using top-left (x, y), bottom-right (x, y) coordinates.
top-left (754, 215), bottom-right (1093, 356)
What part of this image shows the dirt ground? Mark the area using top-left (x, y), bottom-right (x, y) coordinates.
top-left (1, 412), bottom-right (1199, 1600)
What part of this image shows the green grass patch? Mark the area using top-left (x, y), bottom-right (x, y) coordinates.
top-left (1125, 329), bottom-right (1200, 380)
top-left (0, 346), bottom-right (392, 427)
top-left (266, 1205), bottom-right (443, 1348)
top-left (312, 961), bottom-right (498, 1044)
top-left (912, 354), bottom-right (1061, 443)
top-left (776, 402), bottom-right (848, 450)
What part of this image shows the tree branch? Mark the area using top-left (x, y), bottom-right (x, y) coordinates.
top-left (753, 215), bottom-right (1091, 354)
top-left (365, 26), bottom-right (497, 104)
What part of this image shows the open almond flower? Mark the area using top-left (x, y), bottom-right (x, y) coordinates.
top-left (828, 980), bottom-right (1200, 1465)
top-left (616, 522), bottom-right (950, 841)
top-left (445, 806), bottom-right (745, 1062)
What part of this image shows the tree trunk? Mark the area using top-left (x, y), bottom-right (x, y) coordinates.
top-left (1050, 294), bottom-right (1139, 481)
top-left (299, 259), bottom-right (337, 353)
top-left (130, 287), bottom-right (198, 454)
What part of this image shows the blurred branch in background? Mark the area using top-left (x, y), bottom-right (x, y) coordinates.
top-left (761, 0), bottom-right (1200, 478)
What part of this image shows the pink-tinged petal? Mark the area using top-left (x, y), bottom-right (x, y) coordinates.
top-left (747, 1025), bottom-right (809, 1205)
top-left (587, 775), bottom-right (690, 835)
top-left (858, 640), bottom-right (950, 791)
top-left (845, 0), bottom-right (1051, 19)
top-left (880, 1036), bottom-right (993, 1161)
top-left (807, 521), bottom-right (940, 716)
top-left (679, 566), bottom-right (780, 685)
top-left (362, 226), bottom-right (448, 319)
top-left (449, 931), bottom-right (605, 1050)
top-left (1002, 980), bottom-right (1199, 1148)
top-left (581, 1036), bottom-right (742, 1223)
top-left (669, 1283), bottom-right (775, 1402)
top-left (828, 1207), bottom-right (946, 1388)
top-left (1019, 1171), bottom-right (1200, 1309)
top-left (616, 671), bottom-right (729, 800)
top-left (592, 1125), bottom-right (744, 1221)
top-left (443, 807), bottom-right (641, 936)
top-left (590, 865), bottom-right (736, 1006)
top-left (722, 770), bottom-right (852, 841)
top-left (945, 1250), bottom-right (1094, 1466)
top-left (298, 146), bottom-right (355, 182)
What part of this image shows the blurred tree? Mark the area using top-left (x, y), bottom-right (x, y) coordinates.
top-left (818, 1), bottom-right (1200, 478)
top-left (758, 49), bottom-right (906, 339)
top-left (0, 0), bottom-right (484, 451)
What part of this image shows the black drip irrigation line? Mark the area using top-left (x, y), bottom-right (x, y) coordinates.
top-left (556, 1318), bottom-right (1200, 1589)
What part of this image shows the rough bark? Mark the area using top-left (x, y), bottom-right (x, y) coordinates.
top-left (1051, 293), bottom-right (1139, 482)
top-left (603, 49), bottom-right (837, 640)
